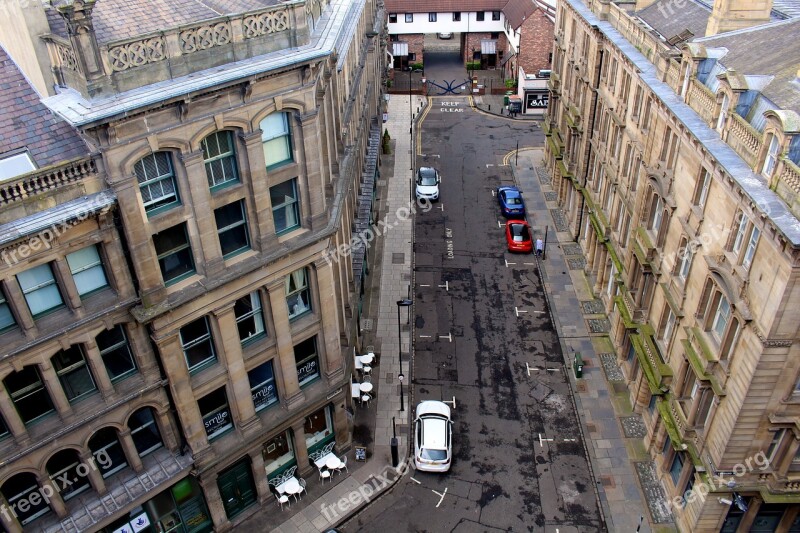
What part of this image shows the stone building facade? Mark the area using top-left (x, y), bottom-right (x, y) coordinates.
top-left (0, 0), bottom-right (384, 530)
top-left (545, 0), bottom-right (800, 530)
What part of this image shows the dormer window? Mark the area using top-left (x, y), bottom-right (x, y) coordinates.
top-left (0, 152), bottom-right (35, 182)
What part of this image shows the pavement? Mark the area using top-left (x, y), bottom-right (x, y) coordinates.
top-left (254, 98), bottom-right (676, 532)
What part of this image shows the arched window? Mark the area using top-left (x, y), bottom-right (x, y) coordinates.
top-left (1, 473), bottom-right (51, 525)
top-left (89, 428), bottom-right (129, 478)
top-left (128, 407), bottom-right (163, 457)
top-left (46, 450), bottom-right (91, 500)
top-left (4, 366), bottom-right (54, 425)
top-left (134, 152), bottom-right (179, 213)
top-left (202, 131), bottom-right (239, 189)
top-left (260, 113), bottom-right (293, 168)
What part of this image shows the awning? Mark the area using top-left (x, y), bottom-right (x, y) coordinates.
top-left (481, 40), bottom-right (497, 55)
top-left (392, 42), bottom-right (408, 56)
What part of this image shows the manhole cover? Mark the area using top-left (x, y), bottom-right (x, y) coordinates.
top-left (392, 253), bottom-right (405, 264)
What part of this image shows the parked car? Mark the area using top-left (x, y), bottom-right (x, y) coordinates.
top-left (497, 186), bottom-right (526, 217)
top-left (414, 401), bottom-right (453, 472)
top-left (415, 167), bottom-right (440, 201)
top-left (438, 32), bottom-right (453, 39)
top-left (505, 220), bottom-right (533, 253)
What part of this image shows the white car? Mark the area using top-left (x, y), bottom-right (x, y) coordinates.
top-left (414, 401), bottom-right (453, 472)
top-left (438, 32), bottom-right (453, 39)
top-left (415, 167), bottom-right (440, 201)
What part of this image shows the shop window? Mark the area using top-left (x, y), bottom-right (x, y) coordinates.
top-left (286, 267), bottom-right (311, 319)
top-left (46, 449), bottom-right (91, 500)
top-left (135, 152), bottom-right (179, 214)
top-left (17, 263), bottom-right (63, 316)
top-left (153, 223), bottom-right (195, 285)
top-left (260, 112), bottom-right (293, 169)
top-left (0, 288), bottom-right (15, 332)
top-left (294, 336), bottom-right (320, 386)
top-left (180, 316), bottom-right (217, 372)
top-left (4, 366), bottom-right (54, 424)
top-left (249, 360), bottom-right (278, 412)
top-left (263, 430), bottom-right (296, 479)
top-left (476, 11), bottom-right (485, 21)
top-left (66, 245), bottom-right (108, 296)
top-left (52, 345), bottom-right (97, 403)
top-left (270, 178), bottom-right (301, 234)
top-left (235, 292), bottom-right (265, 344)
top-left (304, 405), bottom-right (334, 453)
top-left (96, 325), bottom-right (137, 382)
top-left (214, 200), bottom-right (250, 258)
top-left (133, 478), bottom-right (212, 533)
top-left (1, 473), bottom-right (51, 525)
top-left (202, 131), bottom-right (239, 189)
top-left (128, 407), bottom-right (163, 457)
top-left (89, 427), bottom-right (129, 478)
top-left (198, 387), bottom-right (233, 441)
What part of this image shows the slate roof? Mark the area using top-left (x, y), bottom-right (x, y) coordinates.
top-left (50, 0), bottom-right (281, 44)
top-left (636, 0), bottom-right (710, 41)
top-left (695, 17), bottom-right (800, 111)
top-left (0, 46), bottom-right (88, 170)
top-left (503, 0), bottom-right (540, 29)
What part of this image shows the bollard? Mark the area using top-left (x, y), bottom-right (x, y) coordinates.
top-left (391, 437), bottom-right (399, 467)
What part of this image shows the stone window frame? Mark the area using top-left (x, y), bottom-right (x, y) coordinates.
top-left (202, 130), bottom-right (240, 191)
top-left (88, 427), bottom-right (129, 478)
top-left (128, 407), bottom-right (164, 457)
top-left (0, 285), bottom-right (16, 332)
top-left (294, 335), bottom-right (320, 387)
top-left (214, 199), bottom-right (251, 259)
top-left (235, 291), bottom-right (266, 345)
top-left (66, 244), bottom-right (109, 298)
top-left (4, 365), bottom-right (56, 425)
top-left (270, 178), bottom-right (301, 235)
top-left (96, 324), bottom-right (138, 383)
top-left (260, 112), bottom-right (294, 170)
top-left (46, 449), bottom-right (91, 500)
top-left (52, 344), bottom-right (98, 404)
top-left (134, 151), bottom-right (181, 215)
top-left (180, 316), bottom-right (218, 373)
top-left (198, 386), bottom-right (234, 441)
top-left (697, 279), bottom-right (741, 363)
top-left (152, 222), bottom-right (196, 286)
top-left (248, 359), bottom-right (279, 413)
top-left (761, 132), bottom-right (781, 177)
top-left (16, 263), bottom-right (64, 317)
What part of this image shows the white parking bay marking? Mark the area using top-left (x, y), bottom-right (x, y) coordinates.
top-left (431, 487), bottom-right (448, 508)
top-left (411, 477), bottom-right (422, 484)
top-left (539, 434), bottom-right (554, 447)
top-left (443, 396), bottom-right (457, 409)
top-left (504, 259), bottom-right (516, 267)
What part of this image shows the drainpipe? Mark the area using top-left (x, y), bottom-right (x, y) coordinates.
top-left (575, 39), bottom-right (604, 243)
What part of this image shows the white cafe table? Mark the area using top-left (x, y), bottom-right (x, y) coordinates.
top-left (326, 456), bottom-right (342, 470)
top-left (359, 353), bottom-right (374, 365)
top-left (359, 382), bottom-right (373, 393)
top-left (278, 477), bottom-right (300, 496)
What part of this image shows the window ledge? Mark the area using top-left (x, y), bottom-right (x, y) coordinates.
top-left (277, 227), bottom-right (309, 244)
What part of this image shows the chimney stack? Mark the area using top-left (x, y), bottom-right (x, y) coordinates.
top-left (705, 0), bottom-right (773, 36)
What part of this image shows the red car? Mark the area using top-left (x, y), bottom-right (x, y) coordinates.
top-left (505, 220), bottom-right (533, 253)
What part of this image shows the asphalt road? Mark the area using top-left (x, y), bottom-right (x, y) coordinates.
top-left (343, 100), bottom-right (605, 532)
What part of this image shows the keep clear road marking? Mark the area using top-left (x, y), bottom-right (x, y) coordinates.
top-left (431, 487), bottom-right (448, 507)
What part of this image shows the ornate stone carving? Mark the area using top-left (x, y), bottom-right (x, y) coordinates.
top-left (242, 9), bottom-right (289, 38)
top-left (108, 37), bottom-right (166, 72)
top-left (179, 22), bottom-right (232, 53)
top-left (55, 42), bottom-right (79, 72)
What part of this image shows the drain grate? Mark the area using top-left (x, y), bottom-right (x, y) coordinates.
top-left (361, 319), bottom-right (373, 331)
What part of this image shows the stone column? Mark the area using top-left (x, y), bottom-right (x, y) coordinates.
top-left (181, 150), bottom-right (224, 277)
top-left (332, 398), bottom-right (351, 450)
top-left (52, 258), bottom-right (82, 312)
top-left (290, 419), bottom-right (312, 477)
top-left (249, 449), bottom-right (272, 504)
top-left (83, 340), bottom-right (114, 399)
top-left (212, 304), bottom-right (259, 434)
top-left (102, 230), bottom-right (136, 299)
top-left (775, 506), bottom-right (800, 533)
top-left (593, 250), bottom-right (608, 294)
top-left (154, 335), bottom-right (209, 455)
top-left (299, 111), bottom-right (326, 226)
top-left (156, 407), bottom-right (180, 453)
top-left (267, 280), bottom-right (304, 409)
top-left (199, 476), bottom-right (230, 531)
top-left (118, 428), bottom-right (144, 473)
top-left (240, 131), bottom-right (279, 251)
top-left (0, 493), bottom-right (22, 533)
top-left (80, 449), bottom-right (106, 494)
top-left (0, 388), bottom-right (28, 444)
top-left (43, 477), bottom-right (68, 519)
top-left (293, 113), bottom-right (313, 230)
top-left (735, 495), bottom-right (762, 533)
top-left (2, 279), bottom-right (35, 335)
top-left (127, 322), bottom-right (159, 375)
top-left (314, 258), bottom-right (345, 381)
top-left (40, 360), bottom-right (71, 417)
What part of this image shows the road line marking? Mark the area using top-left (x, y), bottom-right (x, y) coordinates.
top-left (523, 262), bottom-right (536, 265)
top-left (443, 396), bottom-right (457, 409)
top-left (432, 487), bottom-right (448, 508)
top-left (505, 259), bottom-right (516, 267)
top-left (564, 439), bottom-right (577, 442)
top-left (419, 335), bottom-right (432, 338)
top-left (438, 204), bottom-right (444, 211)
top-left (411, 477), bottom-right (421, 484)
top-left (515, 307), bottom-right (528, 317)
top-left (491, 189), bottom-right (496, 196)
top-left (497, 220), bottom-right (506, 228)
top-left (486, 164), bottom-right (494, 168)
top-left (539, 434), bottom-right (554, 447)
top-left (438, 332), bottom-right (452, 343)
top-left (420, 284), bottom-right (431, 287)
top-left (438, 281), bottom-right (449, 291)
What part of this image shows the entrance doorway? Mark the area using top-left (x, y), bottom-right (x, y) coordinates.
top-left (217, 459), bottom-right (256, 519)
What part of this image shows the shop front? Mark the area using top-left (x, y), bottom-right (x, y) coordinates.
top-left (263, 429), bottom-right (297, 481)
top-left (100, 477), bottom-right (212, 533)
top-left (216, 458), bottom-right (257, 519)
top-left (305, 405), bottom-right (335, 455)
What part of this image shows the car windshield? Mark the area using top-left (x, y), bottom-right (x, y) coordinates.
top-left (511, 224), bottom-right (530, 241)
top-left (506, 195), bottom-right (522, 205)
top-left (417, 169), bottom-right (438, 186)
top-left (420, 448), bottom-right (448, 461)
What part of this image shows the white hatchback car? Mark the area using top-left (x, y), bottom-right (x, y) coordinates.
top-left (415, 167), bottom-right (440, 201)
top-left (414, 401), bottom-right (453, 472)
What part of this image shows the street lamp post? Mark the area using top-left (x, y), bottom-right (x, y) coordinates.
top-left (409, 66), bottom-right (413, 171)
top-left (396, 298), bottom-right (413, 411)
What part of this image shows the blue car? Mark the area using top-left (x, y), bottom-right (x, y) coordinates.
top-left (497, 186), bottom-right (526, 217)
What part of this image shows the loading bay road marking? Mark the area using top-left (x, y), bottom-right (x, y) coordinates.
top-left (438, 281), bottom-right (449, 291)
top-left (504, 259), bottom-right (516, 267)
top-left (438, 204), bottom-right (445, 211)
top-left (515, 307), bottom-right (528, 317)
top-left (432, 487), bottom-right (448, 507)
top-left (443, 396), bottom-right (457, 409)
top-left (438, 332), bottom-right (453, 342)
top-left (497, 220), bottom-right (507, 228)
top-left (526, 362), bottom-right (560, 376)
top-left (445, 227), bottom-right (454, 259)
top-left (538, 434), bottom-right (555, 447)
top-left (419, 154), bottom-right (441, 158)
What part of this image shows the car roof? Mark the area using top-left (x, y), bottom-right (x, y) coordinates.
top-left (417, 400), bottom-right (451, 418)
top-left (499, 186), bottom-right (521, 197)
top-left (421, 417), bottom-right (448, 449)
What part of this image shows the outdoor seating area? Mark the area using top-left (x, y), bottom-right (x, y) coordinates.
top-left (352, 345), bottom-right (377, 408)
top-left (309, 442), bottom-right (348, 485)
top-left (268, 466), bottom-right (306, 510)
